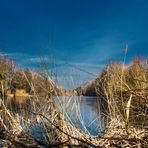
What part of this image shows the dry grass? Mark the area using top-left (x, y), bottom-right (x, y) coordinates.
top-left (95, 58), bottom-right (148, 126)
top-left (0, 105), bottom-right (147, 147)
top-left (0, 57), bottom-right (148, 147)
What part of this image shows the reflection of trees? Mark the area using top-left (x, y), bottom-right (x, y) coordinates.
top-left (81, 97), bottom-right (108, 127)
top-left (6, 96), bottom-right (32, 118)
top-left (82, 97), bottom-right (107, 115)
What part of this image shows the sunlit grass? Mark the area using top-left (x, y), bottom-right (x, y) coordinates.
top-left (0, 55), bottom-right (147, 147)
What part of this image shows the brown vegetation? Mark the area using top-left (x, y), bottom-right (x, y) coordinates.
top-left (0, 55), bottom-right (148, 147)
top-left (94, 57), bottom-right (148, 127)
top-left (0, 55), bottom-right (64, 98)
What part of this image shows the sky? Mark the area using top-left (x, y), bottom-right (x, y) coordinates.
top-left (0, 0), bottom-right (148, 88)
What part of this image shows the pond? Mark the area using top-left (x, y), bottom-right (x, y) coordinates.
top-left (6, 96), bottom-right (108, 136)
top-left (55, 96), bottom-right (108, 136)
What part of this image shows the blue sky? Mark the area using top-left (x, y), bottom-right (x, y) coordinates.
top-left (0, 0), bottom-right (148, 88)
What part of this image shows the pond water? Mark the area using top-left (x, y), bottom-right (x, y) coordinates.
top-left (6, 96), bottom-right (108, 136)
top-left (55, 96), bottom-right (108, 136)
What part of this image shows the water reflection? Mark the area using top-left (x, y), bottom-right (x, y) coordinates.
top-left (6, 96), bottom-right (108, 136)
top-left (55, 96), bottom-right (107, 136)
top-left (6, 96), bottom-right (32, 117)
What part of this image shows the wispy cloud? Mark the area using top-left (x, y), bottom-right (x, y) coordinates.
top-left (68, 62), bottom-right (105, 69)
top-left (0, 52), bottom-right (9, 56)
top-left (0, 51), bottom-right (27, 57)
top-left (27, 57), bottom-right (47, 63)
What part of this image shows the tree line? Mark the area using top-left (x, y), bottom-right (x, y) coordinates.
top-left (0, 55), bottom-right (59, 97)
